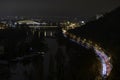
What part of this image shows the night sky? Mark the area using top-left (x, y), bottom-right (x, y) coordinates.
top-left (0, 0), bottom-right (120, 17)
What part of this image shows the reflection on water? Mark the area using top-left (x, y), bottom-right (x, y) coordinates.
top-left (9, 56), bottom-right (43, 80)
top-left (0, 28), bottom-right (101, 80)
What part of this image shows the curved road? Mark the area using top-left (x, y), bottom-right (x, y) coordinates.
top-left (62, 29), bottom-right (112, 79)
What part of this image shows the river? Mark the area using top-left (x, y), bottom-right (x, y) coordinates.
top-left (0, 33), bottom-right (101, 80)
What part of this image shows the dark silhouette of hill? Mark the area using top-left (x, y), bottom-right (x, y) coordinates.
top-left (68, 6), bottom-right (120, 79)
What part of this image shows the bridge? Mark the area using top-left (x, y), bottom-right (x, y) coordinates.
top-left (17, 20), bottom-right (58, 38)
top-left (29, 26), bottom-right (58, 38)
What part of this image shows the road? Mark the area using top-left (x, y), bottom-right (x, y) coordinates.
top-left (62, 29), bottom-right (112, 79)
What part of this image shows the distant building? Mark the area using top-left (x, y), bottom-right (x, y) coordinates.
top-left (15, 20), bottom-right (40, 28)
top-left (16, 20), bottom-right (49, 28)
top-left (0, 23), bottom-right (8, 29)
top-left (17, 20), bottom-right (40, 26)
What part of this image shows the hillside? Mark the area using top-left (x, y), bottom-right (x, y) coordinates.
top-left (68, 6), bottom-right (120, 79)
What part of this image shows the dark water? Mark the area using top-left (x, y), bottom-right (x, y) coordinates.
top-left (0, 30), bottom-right (101, 80)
